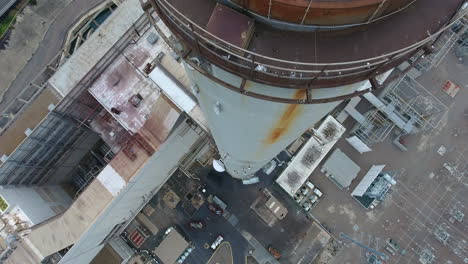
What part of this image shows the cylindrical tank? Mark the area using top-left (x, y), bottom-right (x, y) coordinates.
top-left (149, 0), bottom-right (466, 179)
top-left (185, 63), bottom-right (369, 178)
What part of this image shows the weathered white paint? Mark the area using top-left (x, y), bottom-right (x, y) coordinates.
top-left (58, 120), bottom-right (201, 264)
top-left (276, 116), bottom-right (346, 196)
top-left (149, 67), bottom-right (196, 113)
top-left (48, 0), bottom-right (144, 97)
top-left (186, 63), bottom-right (366, 179)
top-left (97, 165), bottom-right (125, 197)
top-left (346, 136), bottom-right (372, 154)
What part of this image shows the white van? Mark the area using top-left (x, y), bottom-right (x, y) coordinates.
top-left (306, 181), bottom-right (315, 190)
top-left (313, 188), bottom-right (323, 198)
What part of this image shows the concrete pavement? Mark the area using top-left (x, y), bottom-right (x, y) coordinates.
top-left (0, 0), bottom-right (106, 111)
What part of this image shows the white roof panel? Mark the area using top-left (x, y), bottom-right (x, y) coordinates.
top-left (149, 67), bottom-right (196, 113)
top-left (351, 165), bottom-right (386, 197)
top-left (276, 116), bottom-right (345, 196)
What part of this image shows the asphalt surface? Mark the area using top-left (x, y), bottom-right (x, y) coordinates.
top-left (0, 0), bottom-right (105, 111)
top-left (139, 193), bottom-right (251, 264)
top-left (191, 151), bottom-right (312, 263)
top-left (121, 148), bottom-right (314, 264)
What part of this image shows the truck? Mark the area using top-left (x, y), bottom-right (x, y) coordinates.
top-left (211, 235), bottom-right (224, 250)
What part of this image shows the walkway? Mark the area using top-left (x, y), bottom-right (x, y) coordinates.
top-left (0, 0), bottom-right (106, 111)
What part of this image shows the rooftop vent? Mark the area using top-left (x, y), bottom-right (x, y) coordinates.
top-left (301, 146), bottom-right (322, 167)
top-left (322, 123), bottom-right (338, 141)
top-left (129, 94), bottom-right (143, 108)
top-left (287, 171), bottom-right (301, 186)
top-left (147, 32), bottom-right (159, 45)
top-left (111, 107), bottom-right (121, 115)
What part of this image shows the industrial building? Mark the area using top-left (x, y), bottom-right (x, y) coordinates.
top-left (0, 0), bottom-right (465, 263)
top-left (0, 0), bottom-right (208, 262)
top-left (351, 165), bottom-right (396, 209)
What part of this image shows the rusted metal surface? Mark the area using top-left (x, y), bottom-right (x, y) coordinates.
top-left (152, 0), bottom-right (465, 89)
top-left (264, 89), bottom-right (306, 144)
top-left (90, 110), bottom-right (132, 153)
top-left (184, 57), bottom-right (372, 104)
top-left (88, 54), bottom-right (160, 134)
top-left (206, 3), bottom-right (254, 49)
top-left (230, 0), bottom-right (414, 25)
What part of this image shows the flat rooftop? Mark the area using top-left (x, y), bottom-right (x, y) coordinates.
top-left (24, 178), bottom-right (115, 259)
top-left (48, 0), bottom-right (145, 97)
top-left (15, 2), bottom-right (189, 260)
top-left (88, 21), bottom-right (206, 136)
top-left (88, 41), bottom-right (161, 134)
top-left (276, 116), bottom-right (345, 196)
top-left (153, 228), bottom-right (189, 264)
top-left (0, 89), bottom-right (59, 158)
top-left (321, 148), bottom-right (360, 189)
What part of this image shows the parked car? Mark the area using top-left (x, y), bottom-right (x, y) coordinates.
top-left (208, 203), bottom-right (223, 215)
top-left (268, 247), bottom-right (281, 260)
top-left (313, 188), bottom-right (323, 198)
top-left (188, 220), bottom-right (204, 229)
top-left (306, 181), bottom-right (315, 190)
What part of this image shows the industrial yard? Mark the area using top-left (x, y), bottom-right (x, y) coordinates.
top-left (114, 45), bottom-right (468, 263)
top-left (311, 50), bottom-right (468, 264)
top-left (0, 0), bottom-right (466, 263)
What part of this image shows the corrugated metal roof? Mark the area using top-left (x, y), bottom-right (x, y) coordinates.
top-left (351, 165), bottom-right (386, 197)
top-left (149, 67), bottom-right (196, 113)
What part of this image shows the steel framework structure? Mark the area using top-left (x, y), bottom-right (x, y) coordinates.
top-left (352, 109), bottom-right (395, 146)
top-left (418, 14), bottom-right (468, 71)
top-left (381, 76), bottom-right (448, 131)
top-left (0, 14), bottom-right (150, 187)
top-left (0, 112), bottom-right (92, 186)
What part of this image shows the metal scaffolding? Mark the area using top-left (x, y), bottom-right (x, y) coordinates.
top-left (418, 15), bottom-right (468, 71)
top-left (381, 76), bottom-right (448, 132)
top-left (0, 111), bottom-right (93, 186)
top-left (0, 14), bottom-right (150, 188)
top-left (453, 15), bottom-right (468, 60)
top-left (351, 73), bottom-right (448, 146)
top-left (352, 109), bottom-right (395, 146)
top-left (72, 141), bottom-right (114, 198)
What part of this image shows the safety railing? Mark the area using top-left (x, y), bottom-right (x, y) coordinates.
top-left (153, 0), bottom-right (467, 88)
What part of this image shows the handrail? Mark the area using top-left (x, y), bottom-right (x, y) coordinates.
top-left (155, 0), bottom-right (467, 70)
top-left (225, 0), bottom-right (418, 31)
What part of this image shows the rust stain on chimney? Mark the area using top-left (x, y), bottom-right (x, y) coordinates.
top-left (264, 89), bottom-right (306, 144)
